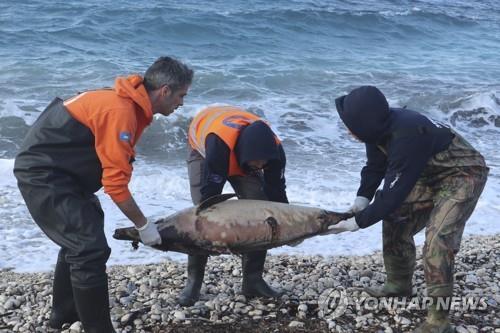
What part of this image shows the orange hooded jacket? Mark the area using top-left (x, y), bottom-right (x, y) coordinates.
top-left (64, 75), bottom-right (153, 203)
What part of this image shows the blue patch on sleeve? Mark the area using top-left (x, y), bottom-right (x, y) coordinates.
top-left (208, 173), bottom-right (224, 183)
top-left (119, 131), bottom-right (132, 142)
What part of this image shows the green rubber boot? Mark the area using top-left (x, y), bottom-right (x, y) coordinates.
top-left (364, 273), bottom-right (413, 297)
top-left (413, 303), bottom-right (452, 333)
top-left (364, 255), bottom-right (414, 297)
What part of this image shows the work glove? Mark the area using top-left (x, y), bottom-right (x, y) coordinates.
top-left (322, 217), bottom-right (360, 235)
top-left (136, 219), bottom-right (162, 246)
top-left (350, 196), bottom-right (370, 213)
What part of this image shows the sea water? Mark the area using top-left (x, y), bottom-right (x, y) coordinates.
top-left (1, 0), bottom-right (499, 271)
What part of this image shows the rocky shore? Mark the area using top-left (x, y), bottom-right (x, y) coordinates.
top-left (1, 234), bottom-right (499, 333)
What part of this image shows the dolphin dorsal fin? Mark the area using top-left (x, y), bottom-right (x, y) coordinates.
top-left (196, 193), bottom-right (238, 215)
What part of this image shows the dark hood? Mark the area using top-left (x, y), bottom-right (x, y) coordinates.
top-left (335, 86), bottom-right (391, 144)
top-left (235, 120), bottom-right (280, 168)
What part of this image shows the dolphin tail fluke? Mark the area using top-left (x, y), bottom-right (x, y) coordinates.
top-left (321, 210), bottom-right (354, 227)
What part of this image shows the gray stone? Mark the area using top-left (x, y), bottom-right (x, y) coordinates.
top-left (288, 320), bottom-right (304, 328)
top-left (297, 304), bottom-right (308, 312)
top-left (69, 321), bottom-right (82, 333)
top-left (465, 274), bottom-right (478, 285)
top-left (397, 316), bottom-right (411, 326)
top-left (173, 310), bottom-right (186, 320)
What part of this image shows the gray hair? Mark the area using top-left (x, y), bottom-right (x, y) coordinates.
top-left (143, 56), bottom-right (193, 92)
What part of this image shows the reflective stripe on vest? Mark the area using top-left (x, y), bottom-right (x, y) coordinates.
top-left (188, 106), bottom-right (263, 176)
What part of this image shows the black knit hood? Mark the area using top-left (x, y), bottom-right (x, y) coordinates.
top-left (335, 86), bottom-right (391, 144)
top-left (235, 120), bottom-right (280, 169)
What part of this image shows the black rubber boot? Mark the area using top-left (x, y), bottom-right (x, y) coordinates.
top-left (178, 255), bottom-right (208, 306)
top-left (241, 250), bottom-right (283, 298)
top-left (48, 251), bottom-right (79, 329)
top-left (73, 283), bottom-right (115, 333)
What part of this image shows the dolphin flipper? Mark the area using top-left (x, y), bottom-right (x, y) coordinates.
top-left (196, 193), bottom-right (238, 214)
top-left (113, 227), bottom-right (140, 241)
top-left (112, 227), bottom-right (142, 250)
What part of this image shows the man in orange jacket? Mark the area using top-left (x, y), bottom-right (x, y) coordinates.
top-left (179, 105), bottom-right (288, 306)
top-left (14, 57), bottom-right (193, 332)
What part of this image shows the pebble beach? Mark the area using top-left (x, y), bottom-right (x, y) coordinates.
top-left (1, 234), bottom-right (499, 333)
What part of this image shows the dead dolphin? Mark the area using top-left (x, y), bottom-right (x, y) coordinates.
top-left (113, 194), bottom-right (352, 255)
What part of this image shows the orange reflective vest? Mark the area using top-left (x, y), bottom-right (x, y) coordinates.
top-left (189, 106), bottom-right (278, 177)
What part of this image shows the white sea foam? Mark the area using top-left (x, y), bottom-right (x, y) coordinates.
top-left (0, 98), bottom-right (43, 125)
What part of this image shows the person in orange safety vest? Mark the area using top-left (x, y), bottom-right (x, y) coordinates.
top-left (179, 105), bottom-right (288, 306)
